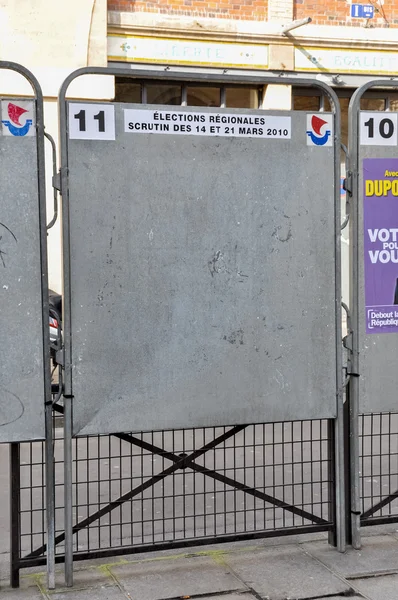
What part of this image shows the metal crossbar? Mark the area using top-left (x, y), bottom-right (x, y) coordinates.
top-left (361, 490), bottom-right (398, 520)
top-left (115, 432), bottom-right (328, 525)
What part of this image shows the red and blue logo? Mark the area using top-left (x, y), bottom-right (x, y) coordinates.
top-left (2, 102), bottom-right (33, 136)
top-left (306, 115), bottom-right (332, 146)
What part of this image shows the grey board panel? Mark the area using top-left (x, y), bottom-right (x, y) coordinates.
top-left (66, 105), bottom-right (338, 436)
top-left (0, 116), bottom-right (45, 441)
top-left (358, 137), bottom-right (398, 414)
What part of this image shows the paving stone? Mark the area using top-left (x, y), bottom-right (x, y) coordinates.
top-left (0, 592), bottom-right (45, 599)
top-left (53, 567), bottom-right (114, 590)
top-left (0, 578), bottom-right (44, 599)
top-left (363, 524), bottom-right (398, 537)
top-left (352, 574), bottom-right (398, 600)
top-left (224, 545), bottom-right (348, 600)
top-left (0, 589), bottom-right (44, 600)
top-left (110, 556), bottom-right (247, 600)
top-left (303, 534), bottom-right (398, 577)
top-left (50, 584), bottom-right (125, 600)
top-left (199, 595), bottom-right (256, 600)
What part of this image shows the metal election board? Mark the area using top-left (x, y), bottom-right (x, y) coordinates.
top-left (0, 63), bottom-right (50, 441)
top-left (349, 83), bottom-right (398, 414)
top-left (61, 76), bottom-right (341, 437)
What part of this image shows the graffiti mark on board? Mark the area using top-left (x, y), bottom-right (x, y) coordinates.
top-left (0, 222), bottom-right (17, 268)
top-left (0, 388), bottom-right (24, 426)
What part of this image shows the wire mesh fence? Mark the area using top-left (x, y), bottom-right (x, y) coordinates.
top-left (360, 412), bottom-right (398, 525)
top-left (14, 400), bottom-right (398, 585)
top-left (15, 408), bottom-right (334, 574)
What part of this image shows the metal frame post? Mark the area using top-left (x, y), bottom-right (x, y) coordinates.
top-left (10, 443), bottom-right (21, 589)
top-left (58, 87), bottom-right (74, 588)
top-left (327, 419), bottom-right (337, 547)
top-left (343, 384), bottom-right (353, 545)
top-left (347, 87), bottom-right (361, 550)
top-left (45, 403), bottom-right (55, 589)
top-left (332, 97), bottom-right (345, 553)
top-left (63, 397), bottom-right (73, 587)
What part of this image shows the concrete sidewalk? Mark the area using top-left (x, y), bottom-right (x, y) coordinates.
top-left (3, 529), bottom-right (398, 600)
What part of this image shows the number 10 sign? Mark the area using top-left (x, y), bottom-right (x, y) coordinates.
top-left (68, 103), bottom-right (116, 140)
top-left (360, 112), bottom-right (398, 146)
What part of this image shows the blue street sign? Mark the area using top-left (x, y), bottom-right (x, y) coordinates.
top-left (351, 4), bottom-right (374, 18)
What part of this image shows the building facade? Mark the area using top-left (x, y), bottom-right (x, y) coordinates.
top-left (0, 0), bottom-right (397, 290)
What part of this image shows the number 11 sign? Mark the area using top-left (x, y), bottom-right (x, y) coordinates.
top-left (68, 103), bottom-right (116, 140)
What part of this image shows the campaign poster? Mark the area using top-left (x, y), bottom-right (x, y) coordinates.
top-left (364, 158), bottom-right (398, 333)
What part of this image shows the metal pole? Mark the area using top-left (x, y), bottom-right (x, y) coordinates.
top-left (348, 143), bottom-right (361, 549)
top-left (327, 419), bottom-right (336, 547)
top-left (332, 96), bottom-right (346, 553)
top-left (36, 72), bottom-right (56, 587)
top-left (281, 16), bottom-right (312, 34)
top-left (344, 385), bottom-right (353, 545)
top-left (10, 443), bottom-right (21, 589)
top-left (45, 403), bottom-right (56, 589)
top-left (64, 397), bottom-right (73, 586)
top-left (347, 83), bottom-right (366, 550)
top-left (58, 84), bottom-right (74, 586)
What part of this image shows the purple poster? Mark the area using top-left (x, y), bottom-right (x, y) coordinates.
top-left (364, 158), bottom-right (398, 334)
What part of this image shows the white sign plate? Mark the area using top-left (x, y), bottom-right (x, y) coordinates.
top-left (68, 103), bottom-right (115, 140)
top-left (295, 47), bottom-right (398, 75)
top-left (360, 112), bottom-right (397, 146)
top-left (108, 35), bottom-right (269, 69)
top-left (124, 109), bottom-right (291, 139)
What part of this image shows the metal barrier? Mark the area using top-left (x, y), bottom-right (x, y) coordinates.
top-left (0, 62), bottom-right (54, 589)
top-left (348, 80), bottom-right (398, 548)
top-left (58, 68), bottom-right (344, 585)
